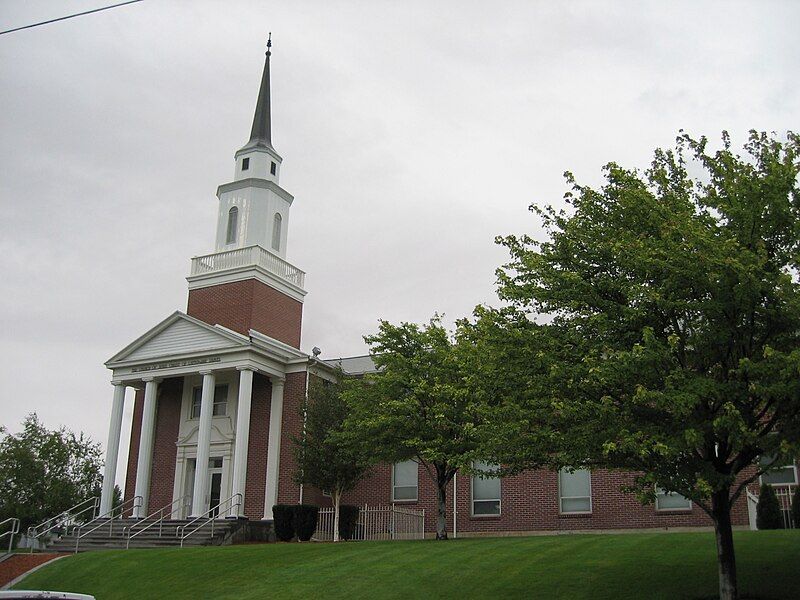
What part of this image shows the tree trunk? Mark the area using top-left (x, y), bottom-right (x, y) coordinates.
top-left (332, 490), bottom-right (340, 543)
top-left (436, 483), bottom-right (448, 540)
top-left (711, 488), bottom-right (738, 600)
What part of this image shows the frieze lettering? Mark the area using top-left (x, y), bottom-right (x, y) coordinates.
top-left (132, 356), bottom-right (222, 373)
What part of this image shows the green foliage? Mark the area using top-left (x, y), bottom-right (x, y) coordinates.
top-left (0, 414), bottom-right (104, 532)
top-left (272, 504), bottom-right (295, 541)
top-left (292, 376), bottom-right (373, 501)
top-left (485, 130), bottom-right (800, 499)
top-left (337, 505), bottom-right (359, 540)
top-left (792, 486), bottom-right (800, 528)
top-left (756, 484), bottom-right (783, 530)
top-left (293, 505), bottom-right (319, 541)
top-left (480, 130), bottom-right (800, 598)
top-left (345, 316), bottom-right (491, 539)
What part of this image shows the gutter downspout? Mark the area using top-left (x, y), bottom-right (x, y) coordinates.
top-left (453, 471), bottom-right (457, 539)
top-left (298, 359), bottom-right (313, 505)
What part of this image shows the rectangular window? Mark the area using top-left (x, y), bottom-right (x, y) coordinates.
top-left (559, 468), bottom-right (592, 514)
top-left (759, 455), bottom-right (798, 485)
top-left (270, 161), bottom-right (276, 175)
top-left (655, 488), bottom-right (692, 511)
top-left (191, 384), bottom-right (229, 418)
top-left (472, 461), bottom-right (501, 516)
top-left (241, 157), bottom-right (249, 171)
top-left (392, 460), bottom-right (418, 501)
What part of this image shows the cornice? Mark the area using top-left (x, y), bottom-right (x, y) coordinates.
top-left (217, 178), bottom-right (294, 205)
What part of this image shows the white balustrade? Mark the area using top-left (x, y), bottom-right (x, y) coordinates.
top-left (190, 245), bottom-right (305, 288)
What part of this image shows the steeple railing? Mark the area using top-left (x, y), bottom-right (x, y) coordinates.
top-left (190, 245), bottom-right (305, 289)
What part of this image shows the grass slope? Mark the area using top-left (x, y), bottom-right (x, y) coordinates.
top-left (14, 531), bottom-right (800, 599)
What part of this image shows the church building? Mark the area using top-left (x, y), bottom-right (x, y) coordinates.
top-left (98, 44), bottom-right (790, 538)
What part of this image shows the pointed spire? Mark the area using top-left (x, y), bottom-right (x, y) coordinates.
top-left (244, 34), bottom-right (274, 151)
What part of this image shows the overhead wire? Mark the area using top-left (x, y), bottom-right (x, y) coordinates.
top-left (0, 0), bottom-right (144, 36)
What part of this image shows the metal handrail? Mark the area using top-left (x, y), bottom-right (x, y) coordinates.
top-left (27, 497), bottom-right (98, 538)
top-left (27, 497), bottom-right (99, 552)
top-left (177, 493), bottom-right (242, 548)
top-left (1, 518), bottom-right (20, 555)
top-left (124, 495), bottom-right (189, 549)
top-left (74, 495), bottom-right (142, 553)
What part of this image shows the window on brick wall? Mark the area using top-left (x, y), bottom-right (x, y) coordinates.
top-left (392, 460), bottom-right (418, 501)
top-left (191, 384), bottom-right (229, 418)
top-left (759, 454), bottom-right (798, 485)
top-left (472, 461), bottom-right (501, 516)
top-left (559, 468), bottom-right (591, 514)
top-left (655, 488), bottom-right (692, 511)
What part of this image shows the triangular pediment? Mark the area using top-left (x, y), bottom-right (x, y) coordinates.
top-left (106, 312), bottom-right (249, 365)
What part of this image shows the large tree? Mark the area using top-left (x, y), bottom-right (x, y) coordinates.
top-left (0, 414), bottom-right (104, 533)
top-left (293, 376), bottom-right (373, 542)
top-left (483, 131), bottom-right (800, 600)
top-left (345, 317), bottom-right (485, 540)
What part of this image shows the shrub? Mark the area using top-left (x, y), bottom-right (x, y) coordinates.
top-left (338, 505), bottom-right (360, 541)
top-left (272, 504), bottom-right (295, 541)
top-left (293, 504), bottom-right (319, 542)
top-left (756, 484), bottom-right (783, 530)
top-left (792, 486), bottom-right (800, 529)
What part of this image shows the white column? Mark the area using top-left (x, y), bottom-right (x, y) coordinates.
top-left (231, 367), bottom-right (255, 517)
top-left (191, 371), bottom-right (216, 517)
top-left (133, 377), bottom-right (159, 518)
top-left (263, 376), bottom-right (285, 520)
top-left (99, 382), bottom-right (126, 516)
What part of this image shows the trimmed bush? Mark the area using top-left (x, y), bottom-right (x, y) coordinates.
top-left (272, 504), bottom-right (296, 541)
top-left (756, 483), bottom-right (783, 530)
top-left (293, 505), bottom-right (319, 542)
top-left (792, 486), bottom-right (800, 529)
top-left (338, 505), bottom-right (360, 541)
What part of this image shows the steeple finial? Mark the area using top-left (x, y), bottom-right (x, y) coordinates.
top-left (243, 35), bottom-right (274, 151)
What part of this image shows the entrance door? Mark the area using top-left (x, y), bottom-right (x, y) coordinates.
top-left (207, 457), bottom-right (224, 517)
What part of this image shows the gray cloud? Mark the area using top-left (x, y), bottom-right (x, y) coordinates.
top-left (1, 0), bottom-right (798, 488)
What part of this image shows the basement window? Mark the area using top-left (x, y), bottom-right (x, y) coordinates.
top-left (759, 454), bottom-right (798, 485)
top-left (472, 461), bottom-right (501, 516)
top-left (655, 488), bottom-right (692, 511)
top-left (242, 157), bottom-right (250, 171)
top-left (392, 460), bottom-right (418, 501)
top-left (559, 468), bottom-right (592, 514)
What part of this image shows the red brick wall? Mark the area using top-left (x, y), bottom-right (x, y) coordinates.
top-left (328, 463), bottom-right (752, 535)
top-left (187, 279), bottom-right (303, 348)
top-left (123, 388), bottom-right (144, 514)
top-left (147, 378), bottom-right (183, 513)
top-left (276, 372), bottom-right (307, 505)
top-left (244, 374), bottom-right (272, 519)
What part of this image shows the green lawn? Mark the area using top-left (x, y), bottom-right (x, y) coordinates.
top-left (13, 531), bottom-right (800, 599)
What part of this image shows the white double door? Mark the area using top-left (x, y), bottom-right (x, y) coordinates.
top-left (184, 457), bottom-right (224, 517)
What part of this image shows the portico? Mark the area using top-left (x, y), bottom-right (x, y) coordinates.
top-left (103, 312), bottom-right (310, 521)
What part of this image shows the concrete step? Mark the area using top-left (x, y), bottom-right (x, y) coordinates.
top-left (47, 519), bottom-right (241, 551)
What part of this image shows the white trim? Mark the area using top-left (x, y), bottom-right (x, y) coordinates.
top-left (186, 264), bottom-right (306, 302)
top-left (106, 311), bottom-right (250, 365)
top-left (471, 461), bottom-right (501, 517)
top-left (391, 460), bottom-right (419, 503)
top-left (558, 468), bottom-right (592, 515)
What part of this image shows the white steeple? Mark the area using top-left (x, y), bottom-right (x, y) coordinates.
top-left (213, 35), bottom-right (293, 258)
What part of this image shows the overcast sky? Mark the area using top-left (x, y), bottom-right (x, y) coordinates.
top-left (1, 0), bottom-right (798, 489)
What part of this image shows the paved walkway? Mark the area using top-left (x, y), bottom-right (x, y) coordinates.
top-left (0, 554), bottom-right (63, 589)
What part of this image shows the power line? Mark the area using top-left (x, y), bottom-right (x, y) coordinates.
top-left (0, 0), bottom-right (144, 36)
